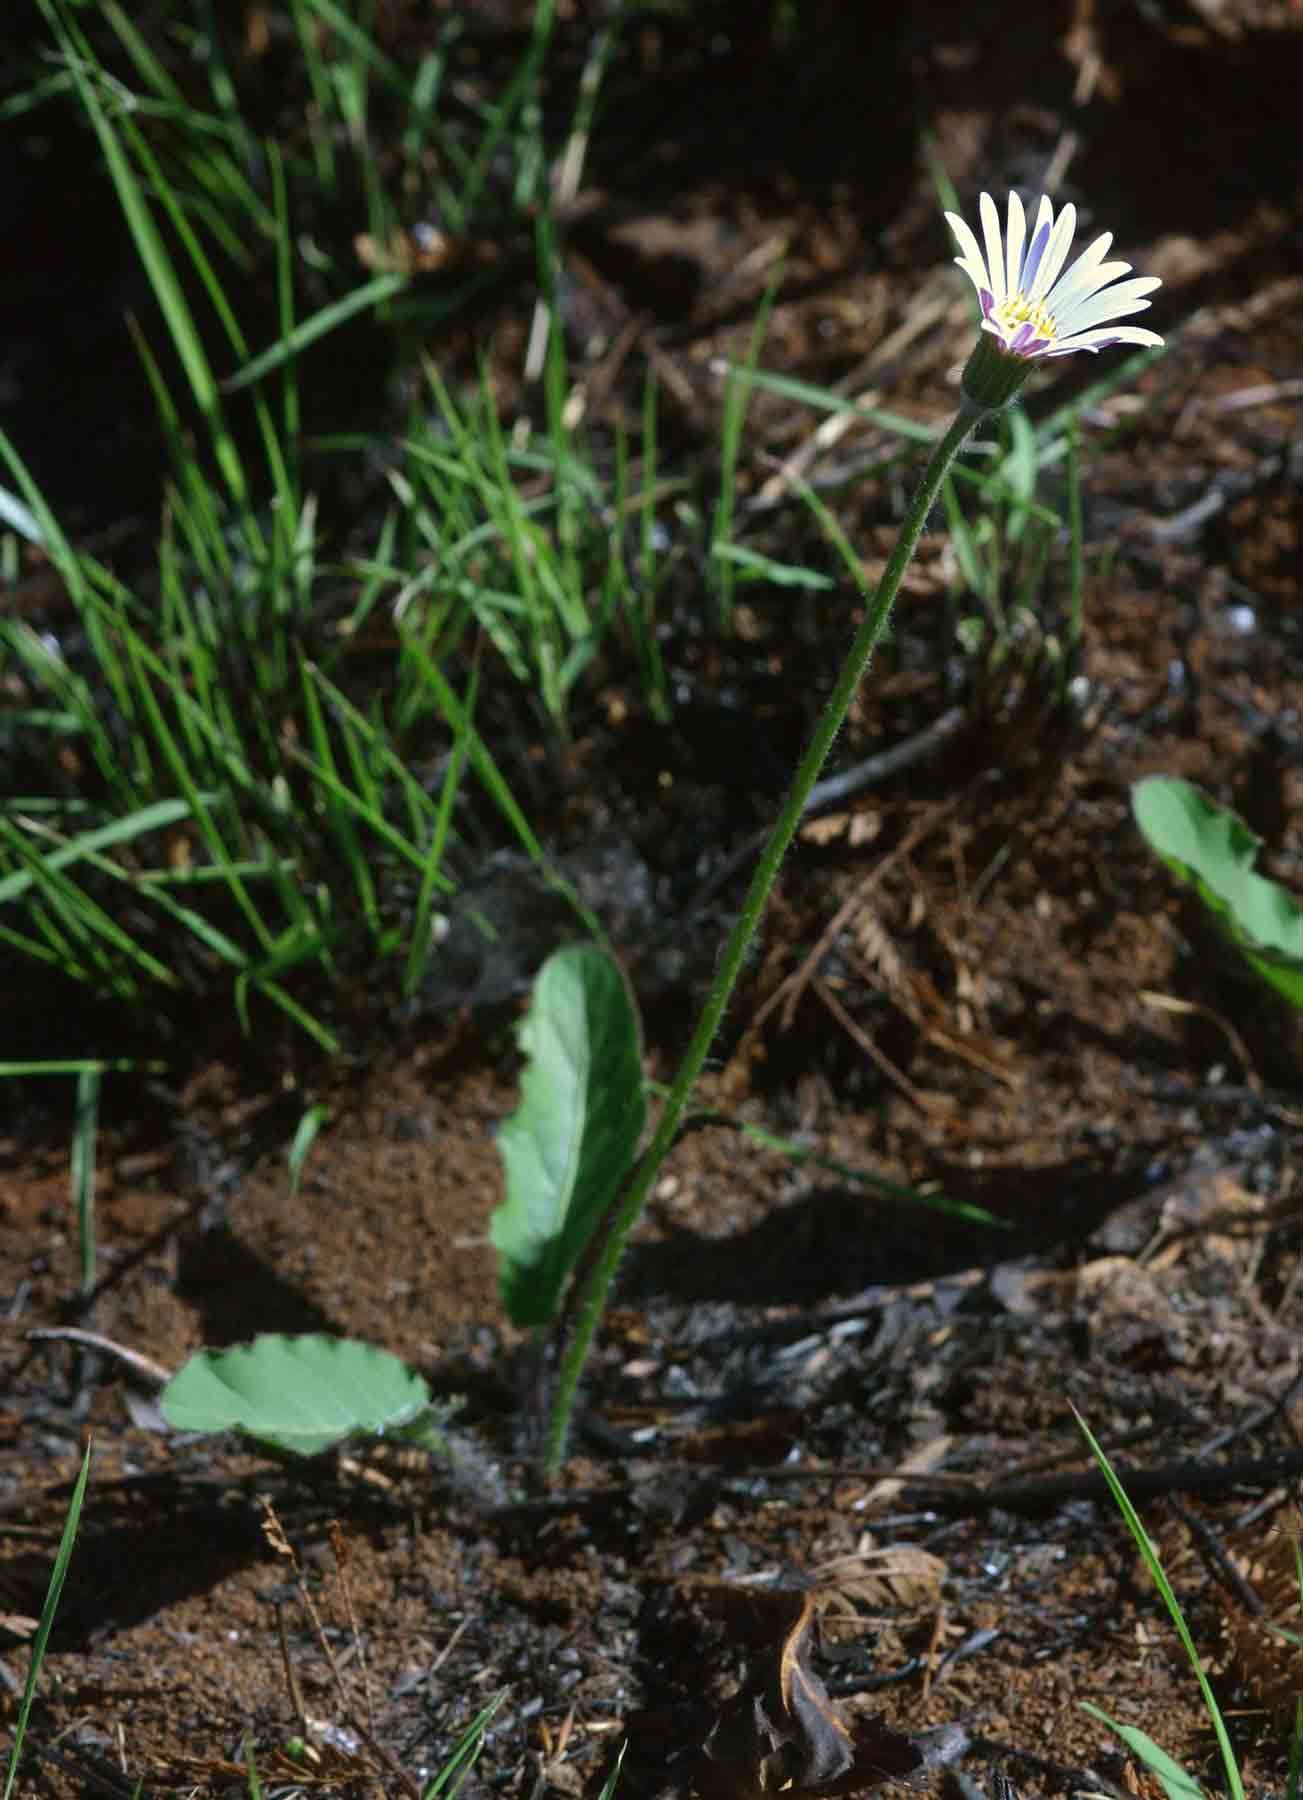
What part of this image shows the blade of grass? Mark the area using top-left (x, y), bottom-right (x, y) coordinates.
top-left (298, 0), bottom-right (411, 99)
top-left (57, 3), bottom-right (301, 569)
top-left (0, 1060), bottom-right (158, 1076)
top-left (236, 970), bottom-right (340, 1055)
top-left (0, 816), bottom-right (180, 993)
top-left (636, 366), bottom-right (670, 718)
top-left (121, 637), bottom-right (276, 953)
top-left (940, 476), bottom-right (989, 612)
top-left (996, 406), bottom-right (1038, 546)
top-left (71, 1067), bottom-right (100, 1297)
top-left (298, 662), bottom-right (455, 886)
top-left (1065, 413), bottom-right (1085, 661)
top-left (1078, 1707), bottom-right (1204, 1800)
top-left (83, 840), bottom-right (339, 1050)
top-left (0, 484), bottom-right (44, 544)
top-left (711, 266), bottom-right (781, 628)
top-left (287, 1104), bottom-right (329, 1199)
top-left (691, 1109), bottom-right (1002, 1225)
top-left (0, 617), bottom-right (135, 803)
top-left (283, 742), bottom-right (436, 882)
top-left (268, 140), bottom-right (302, 511)
top-left (403, 655), bottom-right (478, 998)
top-left (593, 1744), bottom-right (627, 1800)
top-left (1075, 1409), bottom-right (1245, 1800)
top-left (421, 1691), bottom-right (505, 1800)
top-left (242, 1735), bottom-right (265, 1800)
top-left (458, 0), bottom-right (555, 220)
top-left (394, 632), bottom-right (609, 949)
top-left (98, 1), bottom-right (275, 239)
top-left (220, 273), bottom-right (408, 394)
top-left (2, 1440), bottom-right (92, 1800)
top-left (43, 0), bottom-right (250, 512)
top-left (297, 654), bottom-right (380, 933)
top-left (0, 797), bottom-right (197, 906)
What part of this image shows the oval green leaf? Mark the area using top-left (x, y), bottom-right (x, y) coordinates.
top-left (160, 1333), bottom-right (432, 1457)
top-left (490, 946), bottom-right (645, 1327)
top-left (1132, 776), bottom-right (1303, 1009)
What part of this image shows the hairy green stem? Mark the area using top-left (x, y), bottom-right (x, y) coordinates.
top-left (543, 400), bottom-right (983, 1476)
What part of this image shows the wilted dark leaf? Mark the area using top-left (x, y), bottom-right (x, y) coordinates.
top-left (698, 1594), bottom-right (852, 1798)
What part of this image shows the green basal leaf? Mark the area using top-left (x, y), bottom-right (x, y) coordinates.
top-left (1080, 1705), bottom-right (1205, 1800)
top-left (490, 945), bottom-right (645, 1327)
top-left (160, 1333), bottom-right (434, 1457)
top-left (1132, 776), bottom-right (1303, 1010)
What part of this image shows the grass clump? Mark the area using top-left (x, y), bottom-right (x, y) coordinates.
top-left (1, 1), bottom-right (639, 1053)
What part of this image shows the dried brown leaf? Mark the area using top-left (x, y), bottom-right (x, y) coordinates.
top-left (807, 1547), bottom-right (947, 1619)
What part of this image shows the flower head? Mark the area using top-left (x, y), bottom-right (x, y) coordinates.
top-left (946, 192), bottom-right (1163, 362)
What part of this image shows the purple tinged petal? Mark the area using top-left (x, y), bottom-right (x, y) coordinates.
top-left (1019, 218), bottom-right (1051, 295)
top-left (1029, 203), bottom-right (1077, 301)
top-left (1018, 196), bottom-right (1055, 289)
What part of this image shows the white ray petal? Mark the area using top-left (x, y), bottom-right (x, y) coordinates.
top-left (1054, 278), bottom-right (1162, 334)
top-left (945, 211), bottom-right (992, 296)
top-left (1048, 259), bottom-right (1133, 317)
top-left (1054, 300), bottom-right (1155, 338)
top-left (979, 192), bottom-right (1006, 305)
top-left (1004, 192), bottom-right (1026, 300)
top-left (1047, 325), bottom-right (1164, 356)
top-left (1044, 233), bottom-right (1119, 307)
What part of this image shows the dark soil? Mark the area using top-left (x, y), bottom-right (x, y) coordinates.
top-left (5, 2), bottom-right (1303, 1797)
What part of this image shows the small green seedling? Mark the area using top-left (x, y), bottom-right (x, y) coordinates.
top-left (422, 1689), bottom-right (508, 1800)
top-left (490, 944), bottom-right (645, 1328)
top-left (160, 1333), bottom-right (449, 1458)
top-left (158, 946), bottom-right (645, 1472)
top-left (1132, 776), bottom-right (1303, 1011)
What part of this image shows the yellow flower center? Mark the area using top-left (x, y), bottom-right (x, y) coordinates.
top-left (992, 291), bottom-right (1057, 343)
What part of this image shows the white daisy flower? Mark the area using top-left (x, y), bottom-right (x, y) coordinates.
top-left (945, 191), bottom-right (1163, 361)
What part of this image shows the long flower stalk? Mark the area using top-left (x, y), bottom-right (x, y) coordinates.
top-left (543, 189), bottom-right (1164, 1476)
top-left (543, 402), bottom-right (981, 1474)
